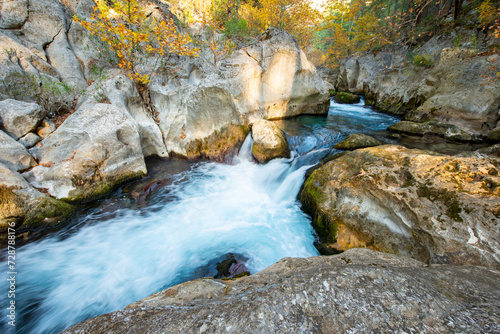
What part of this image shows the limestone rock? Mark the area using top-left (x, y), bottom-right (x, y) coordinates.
top-left (222, 28), bottom-right (330, 120)
top-left (334, 133), bottom-right (383, 150)
top-left (333, 91), bottom-right (360, 104)
top-left (76, 70), bottom-right (168, 159)
top-left (26, 103), bottom-right (147, 201)
top-left (18, 132), bottom-right (42, 148)
top-left (487, 128), bottom-right (500, 143)
top-left (251, 120), bottom-right (290, 163)
top-left (149, 28), bottom-right (328, 159)
top-left (0, 99), bottom-right (46, 139)
top-left (334, 40), bottom-right (500, 139)
top-left (0, 0), bottom-right (29, 29)
top-left (0, 163), bottom-right (73, 233)
top-left (388, 121), bottom-right (476, 142)
top-left (63, 249), bottom-right (500, 334)
top-left (36, 119), bottom-right (57, 139)
top-left (0, 130), bottom-right (36, 172)
top-left (301, 145), bottom-right (500, 269)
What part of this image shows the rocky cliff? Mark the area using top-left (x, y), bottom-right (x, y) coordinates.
top-left (333, 36), bottom-right (500, 142)
top-left (0, 0), bottom-right (329, 231)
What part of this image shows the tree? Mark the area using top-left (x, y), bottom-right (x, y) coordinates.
top-left (74, 0), bottom-right (199, 88)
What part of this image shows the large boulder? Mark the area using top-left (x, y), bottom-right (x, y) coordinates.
top-left (0, 99), bottom-right (46, 139)
top-left (0, 163), bottom-right (73, 234)
top-left (301, 145), bottom-right (500, 269)
top-left (25, 103), bottom-right (147, 201)
top-left (251, 120), bottom-right (290, 163)
top-left (0, 130), bottom-right (36, 172)
top-left (64, 248), bottom-right (500, 333)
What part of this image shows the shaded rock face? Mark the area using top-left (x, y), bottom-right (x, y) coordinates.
top-left (301, 145), bottom-right (500, 269)
top-left (0, 163), bottom-right (73, 233)
top-left (334, 133), bottom-right (383, 150)
top-left (24, 103), bottom-right (147, 201)
top-left (334, 42), bottom-right (500, 139)
top-left (64, 248), bottom-right (500, 334)
top-left (251, 119), bottom-right (290, 163)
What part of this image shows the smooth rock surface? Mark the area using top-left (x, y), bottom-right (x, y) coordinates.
top-left (0, 99), bottom-right (46, 139)
top-left (388, 120), bottom-right (476, 142)
top-left (64, 248), bottom-right (500, 334)
top-left (26, 104), bottom-right (147, 201)
top-left (251, 120), bottom-right (290, 163)
top-left (301, 145), bottom-right (500, 269)
top-left (0, 129), bottom-right (36, 172)
top-left (334, 133), bottom-right (383, 150)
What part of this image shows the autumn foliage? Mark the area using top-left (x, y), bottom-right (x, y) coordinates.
top-left (73, 0), bottom-right (198, 86)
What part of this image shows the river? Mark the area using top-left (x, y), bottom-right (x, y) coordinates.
top-left (1, 99), bottom-right (400, 333)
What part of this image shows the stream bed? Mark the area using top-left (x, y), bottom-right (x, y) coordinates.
top-left (3, 99), bottom-right (402, 333)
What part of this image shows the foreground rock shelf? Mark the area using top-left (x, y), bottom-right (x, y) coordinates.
top-left (64, 248), bottom-right (500, 333)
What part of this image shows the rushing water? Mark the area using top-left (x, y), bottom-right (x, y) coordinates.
top-left (1, 99), bottom-right (400, 333)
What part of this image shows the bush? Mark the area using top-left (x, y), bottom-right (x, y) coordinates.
top-left (407, 52), bottom-right (434, 68)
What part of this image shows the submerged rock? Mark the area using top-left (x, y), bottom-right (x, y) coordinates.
top-left (334, 133), bottom-right (383, 150)
top-left (301, 145), bottom-right (500, 269)
top-left (64, 248), bottom-right (500, 333)
top-left (251, 119), bottom-right (290, 163)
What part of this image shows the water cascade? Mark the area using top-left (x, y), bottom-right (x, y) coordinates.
top-left (1, 99), bottom-right (399, 333)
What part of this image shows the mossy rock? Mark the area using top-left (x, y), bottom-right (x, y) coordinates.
top-left (333, 92), bottom-right (361, 104)
top-left (487, 129), bottom-right (500, 143)
top-left (334, 134), bottom-right (383, 151)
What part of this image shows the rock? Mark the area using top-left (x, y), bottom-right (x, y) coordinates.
top-left (0, 162), bottom-right (73, 234)
top-left (76, 69), bottom-right (168, 159)
top-left (224, 28), bottom-right (330, 120)
top-left (333, 91), bottom-right (360, 104)
top-left (25, 103), bottom-right (147, 201)
top-left (487, 128), bottom-right (500, 143)
top-left (149, 28), bottom-right (329, 159)
top-left (388, 120), bottom-right (476, 142)
top-left (301, 145), bottom-right (500, 269)
top-left (334, 42), bottom-right (500, 138)
top-left (64, 248), bottom-right (500, 334)
top-left (334, 133), bottom-right (383, 150)
top-left (36, 119), bottom-right (57, 139)
top-left (251, 119), bottom-right (290, 163)
top-left (0, 99), bottom-right (46, 139)
top-left (0, 0), bottom-right (29, 29)
top-left (0, 130), bottom-right (36, 172)
top-left (18, 132), bottom-right (42, 148)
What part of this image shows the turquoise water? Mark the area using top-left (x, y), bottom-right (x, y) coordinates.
top-left (1, 99), bottom-right (399, 333)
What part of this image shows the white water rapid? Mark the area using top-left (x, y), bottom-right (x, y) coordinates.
top-left (6, 134), bottom-right (320, 334)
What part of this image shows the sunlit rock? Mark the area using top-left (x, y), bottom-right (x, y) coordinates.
top-left (251, 120), bottom-right (290, 163)
top-left (301, 145), bottom-right (500, 269)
